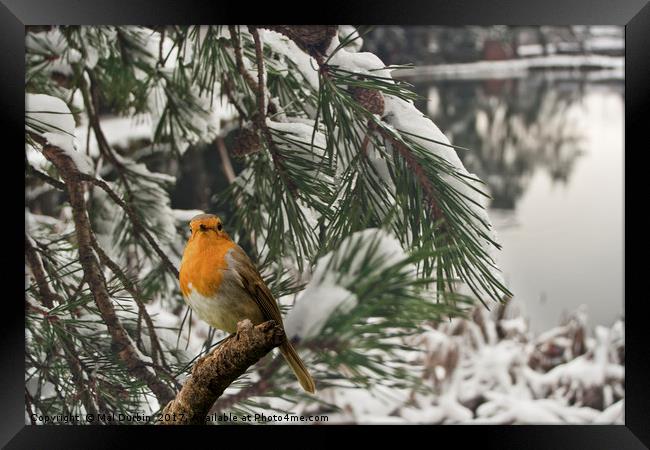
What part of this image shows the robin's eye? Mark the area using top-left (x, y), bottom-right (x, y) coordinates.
top-left (217, 223), bottom-right (223, 231)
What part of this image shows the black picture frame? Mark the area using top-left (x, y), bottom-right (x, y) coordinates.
top-left (6, 0), bottom-right (648, 447)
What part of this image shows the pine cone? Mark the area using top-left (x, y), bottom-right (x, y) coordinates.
top-left (264, 25), bottom-right (338, 53)
top-left (290, 25), bottom-right (337, 48)
top-left (351, 87), bottom-right (385, 116)
top-left (231, 128), bottom-right (261, 156)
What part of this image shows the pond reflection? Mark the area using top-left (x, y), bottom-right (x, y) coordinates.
top-left (408, 74), bottom-right (623, 330)
top-left (414, 75), bottom-right (592, 210)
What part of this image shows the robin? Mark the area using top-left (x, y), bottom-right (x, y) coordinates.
top-left (179, 213), bottom-right (316, 393)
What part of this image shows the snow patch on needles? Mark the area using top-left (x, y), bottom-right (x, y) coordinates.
top-left (383, 93), bottom-right (506, 293)
top-left (26, 93), bottom-right (93, 174)
top-left (326, 35), bottom-right (392, 79)
top-left (285, 284), bottom-right (357, 339)
top-left (259, 29), bottom-right (320, 90)
top-left (285, 228), bottom-right (411, 339)
top-left (75, 115), bottom-right (154, 157)
top-left (315, 228), bottom-right (409, 287)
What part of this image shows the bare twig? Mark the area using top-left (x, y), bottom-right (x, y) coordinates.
top-left (228, 25), bottom-right (259, 93)
top-left (222, 76), bottom-right (248, 122)
top-left (26, 165), bottom-right (66, 190)
top-left (77, 68), bottom-right (131, 189)
top-left (25, 389), bottom-right (37, 425)
top-left (249, 27), bottom-right (266, 116)
top-left (215, 135), bottom-right (257, 247)
top-left (159, 319), bottom-right (284, 425)
top-left (248, 26), bottom-right (297, 195)
top-left (25, 236), bottom-right (60, 309)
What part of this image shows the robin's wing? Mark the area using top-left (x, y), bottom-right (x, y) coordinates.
top-left (229, 245), bottom-right (284, 326)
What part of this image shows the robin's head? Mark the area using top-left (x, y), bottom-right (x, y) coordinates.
top-left (188, 214), bottom-right (230, 240)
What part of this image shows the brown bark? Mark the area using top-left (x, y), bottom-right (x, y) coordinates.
top-left (159, 319), bottom-right (284, 425)
top-left (228, 25), bottom-right (259, 93)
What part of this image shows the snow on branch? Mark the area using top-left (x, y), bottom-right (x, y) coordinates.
top-left (256, 26), bottom-right (509, 304)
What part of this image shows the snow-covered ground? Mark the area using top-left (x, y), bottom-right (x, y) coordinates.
top-left (308, 303), bottom-right (624, 424)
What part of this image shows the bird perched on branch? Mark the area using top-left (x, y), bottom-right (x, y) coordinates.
top-left (179, 213), bottom-right (316, 393)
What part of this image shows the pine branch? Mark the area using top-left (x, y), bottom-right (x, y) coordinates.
top-left (25, 234), bottom-right (101, 417)
top-left (78, 172), bottom-right (180, 279)
top-left (55, 322), bottom-right (102, 417)
top-left (25, 25), bottom-right (513, 420)
top-left (378, 127), bottom-right (445, 220)
top-left (89, 233), bottom-right (170, 371)
top-left (25, 236), bottom-right (60, 309)
top-left (76, 66), bottom-right (131, 190)
top-left (39, 140), bottom-right (176, 406)
top-left (262, 26), bottom-right (509, 303)
top-left (159, 319), bottom-right (284, 425)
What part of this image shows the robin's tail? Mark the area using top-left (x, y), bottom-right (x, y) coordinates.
top-left (279, 340), bottom-right (316, 394)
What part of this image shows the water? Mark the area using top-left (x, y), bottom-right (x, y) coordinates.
top-left (411, 73), bottom-right (624, 331)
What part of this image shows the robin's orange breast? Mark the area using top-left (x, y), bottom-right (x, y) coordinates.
top-left (179, 234), bottom-right (237, 299)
